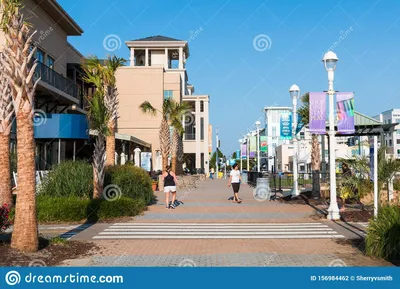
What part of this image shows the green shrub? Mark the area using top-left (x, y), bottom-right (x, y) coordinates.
top-left (39, 160), bottom-right (93, 198)
top-left (105, 164), bottom-right (155, 204)
top-left (36, 196), bottom-right (146, 223)
top-left (394, 178), bottom-right (400, 191)
top-left (365, 205), bottom-right (400, 261)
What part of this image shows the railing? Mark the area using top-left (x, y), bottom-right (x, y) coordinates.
top-left (184, 133), bottom-right (196, 140)
top-left (34, 61), bottom-right (79, 99)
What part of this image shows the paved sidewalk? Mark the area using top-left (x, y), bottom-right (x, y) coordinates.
top-left (67, 178), bottom-right (391, 267)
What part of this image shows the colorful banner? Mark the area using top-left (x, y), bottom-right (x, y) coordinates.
top-left (249, 136), bottom-right (257, 153)
top-left (249, 151), bottom-right (256, 158)
top-left (295, 114), bottom-right (304, 135)
top-left (241, 144), bottom-right (247, 158)
top-left (236, 149), bottom-right (240, 160)
top-left (260, 136), bottom-right (267, 152)
top-left (309, 92), bottom-right (327, 134)
top-left (280, 112), bottom-right (292, 140)
top-left (336, 92), bottom-right (355, 134)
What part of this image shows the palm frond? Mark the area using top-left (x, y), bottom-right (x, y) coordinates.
top-left (298, 92), bottom-right (310, 125)
top-left (86, 90), bottom-right (110, 136)
top-left (139, 101), bottom-right (157, 116)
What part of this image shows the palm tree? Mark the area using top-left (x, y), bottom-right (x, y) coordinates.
top-left (139, 98), bottom-right (174, 171)
top-left (0, 53), bottom-right (13, 207)
top-left (298, 92), bottom-right (321, 198)
top-left (378, 146), bottom-right (400, 198)
top-left (169, 101), bottom-right (191, 174)
top-left (103, 55), bottom-right (125, 166)
top-left (82, 57), bottom-right (110, 199)
top-left (0, 0), bottom-right (40, 251)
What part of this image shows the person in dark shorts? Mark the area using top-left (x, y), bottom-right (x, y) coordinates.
top-left (227, 163), bottom-right (244, 203)
top-left (162, 165), bottom-right (179, 209)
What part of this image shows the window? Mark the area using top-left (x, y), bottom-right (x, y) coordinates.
top-left (200, 101), bottom-right (204, 112)
top-left (46, 55), bottom-right (55, 69)
top-left (272, 126), bottom-right (277, 137)
top-left (397, 130), bottom-right (400, 135)
top-left (397, 139), bottom-right (400, 145)
top-left (388, 119), bottom-right (392, 124)
top-left (389, 139), bottom-right (392, 147)
top-left (163, 90), bottom-right (173, 99)
top-left (300, 132), bottom-right (305, 139)
top-left (396, 119), bottom-right (400, 124)
top-left (36, 48), bottom-right (44, 63)
top-left (200, 117), bottom-right (204, 140)
top-left (398, 149), bottom-right (400, 155)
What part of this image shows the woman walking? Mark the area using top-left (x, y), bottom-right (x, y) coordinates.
top-left (227, 163), bottom-right (243, 203)
top-left (163, 165), bottom-right (179, 209)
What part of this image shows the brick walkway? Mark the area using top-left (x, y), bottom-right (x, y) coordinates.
top-left (66, 178), bottom-right (391, 267)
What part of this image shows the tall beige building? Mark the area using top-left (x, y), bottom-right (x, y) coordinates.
top-left (116, 36), bottom-right (211, 174)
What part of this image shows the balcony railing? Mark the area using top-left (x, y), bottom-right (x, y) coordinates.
top-left (34, 61), bottom-right (79, 99)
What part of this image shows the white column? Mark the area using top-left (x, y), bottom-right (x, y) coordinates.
top-left (58, 139), bottom-right (61, 164)
top-left (165, 48), bottom-right (168, 69)
top-left (256, 127), bottom-right (260, 171)
top-left (195, 100), bottom-right (201, 171)
top-left (145, 48), bottom-right (149, 66)
top-left (73, 141), bottom-right (76, 162)
top-left (203, 99), bottom-right (209, 175)
top-left (327, 75), bottom-right (340, 220)
top-left (179, 47), bottom-right (183, 69)
top-left (292, 98), bottom-right (299, 197)
top-left (130, 48), bottom-right (135, 66)
top-left (247, 137), bottom-right (250, 170)
top-left (373, 136), bottom-right (378, 218)
top-left (134, 148), bottom-right (141, 167)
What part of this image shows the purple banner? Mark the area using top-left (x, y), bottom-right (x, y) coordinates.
top-left (241, 144), bottom-right (247, 158)
top-left (336, 92), bottom-right (355, 134)
top-left (309, 92), bottom-right (327, 134)
top-left (249, 151), bottom-right (256, 158)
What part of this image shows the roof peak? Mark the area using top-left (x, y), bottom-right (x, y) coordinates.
top-left (130, 35), bottom-right (184, 42)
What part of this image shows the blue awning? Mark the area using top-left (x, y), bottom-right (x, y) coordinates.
top-left (34, 113), bottom-right (89, 139)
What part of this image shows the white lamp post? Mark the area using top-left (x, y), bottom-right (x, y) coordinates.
top-left (323, 51), bottom-right (340, 220)
top-left (239, 139), bottom-right (243, 172)
top-left (289, 84), bottom-right (300, 197)
top-left (255, 120), bottom-right (261, 172)
top-left (246, 133), bottom-right (250, 171)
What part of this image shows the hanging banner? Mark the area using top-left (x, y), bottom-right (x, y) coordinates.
top-left (336, 92), bottom-right (355, 134)
top-left (236, 149), bottom-right (240, 160)
top-left (280, 112), bottom-right (292, 140)
top-left (296, 114), bottom-right (305, 135)
top-left (140, 152), bottom-right (152, 172)
top-left (241, 144), bottom-right (247, 158)
top-left (309, 92), bottom-right (327, 134)
top-left (250, 136), bottom-right (257, 152)
top-left (249, 151), bottom-right (256, 158)
top-left (260, 136), bottom-right (267, 152)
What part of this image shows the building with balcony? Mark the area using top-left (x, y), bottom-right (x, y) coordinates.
top-left (116, 35), bottom-right (211, 173)
top-left (374, 108), bottom-right (400, 159)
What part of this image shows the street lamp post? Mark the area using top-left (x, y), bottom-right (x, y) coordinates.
top-left (289, 84), bottom-right (300, 197)
top-left (239, 139), bottom-right (243, 172)
top-left (246, 133), bottom-right (250, 171)
top-left (255, 121), bottom-right (261, 172)
top-left (323, 51), bottom-right (340, 220)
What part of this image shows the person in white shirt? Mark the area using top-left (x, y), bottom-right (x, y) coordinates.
top-left (227, 163), bottom-right (244, 203)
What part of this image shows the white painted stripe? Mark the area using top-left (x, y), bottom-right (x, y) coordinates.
top-left (109, 225), bottom-right (330, 229)
top-left (93, 235), bottom-right (345, 239)
top-left (98, 231), bottom-right (339, 235)
top-left (112, 222), bottom-right (324, 226)
top-left (104, 228), bottom-right (334, 232)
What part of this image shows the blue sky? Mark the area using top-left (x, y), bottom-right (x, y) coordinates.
top-left (59, 0), bottom-right (400, 156)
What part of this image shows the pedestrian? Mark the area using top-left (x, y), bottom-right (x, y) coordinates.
top-left (210, 167), bottom-right (215, 179)
top-left (163, 165), bottom-right (179, 209)
top-left (227, 163), bottom-right (243, 203)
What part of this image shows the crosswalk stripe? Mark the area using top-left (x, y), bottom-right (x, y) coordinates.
top-left (92, 222), bottom-right (345, 240)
